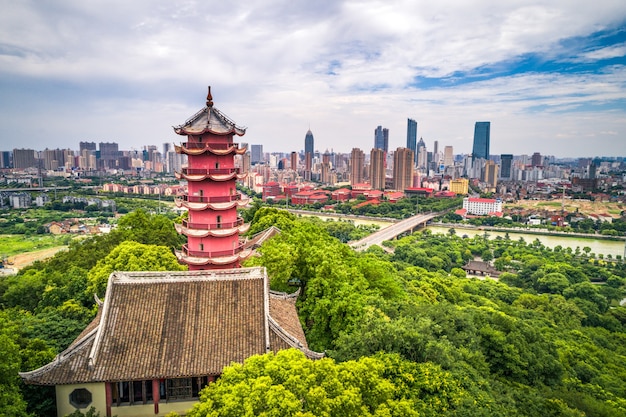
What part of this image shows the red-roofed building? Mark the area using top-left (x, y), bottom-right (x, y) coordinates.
top-left (331, 188), bottom-right (352, 201)
top-left (405, 187), bottom-right (434, 197)
top-left (262, 181), bottom-right (282, 201)
top-left (365, 190), bottom-right (384, 200)
top-left (291, 189), bottom-right (330, 205)
top-left (385, 191), bottom-right (405, 202)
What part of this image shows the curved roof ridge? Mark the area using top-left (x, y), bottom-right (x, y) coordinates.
top-left (269, 288), bottom-right (300, 301)
top-left (19, 327), bottom-right (97, 381)
top-left (268, 316), bottom-right (324, 360)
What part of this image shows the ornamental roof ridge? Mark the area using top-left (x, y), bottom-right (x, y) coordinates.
top-left (19, 327), bottom-right (98, 381)
top-left (111, 267), bottom-right (265, 284)
top-left (268, 316), bottom-right (325, 360)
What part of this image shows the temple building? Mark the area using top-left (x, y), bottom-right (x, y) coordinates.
top-left (21, 89), bottom-right (320, 417)
top-left (174, 87), bottom-right (251, 270)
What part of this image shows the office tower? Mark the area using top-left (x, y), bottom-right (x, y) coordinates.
top-left (393, 147), bottom-right (414, 191)
top-left (415, 137), bottom-right (426, 169)
top-left (444, 146), bottom-right (454, 167)
top-left (370, 148), bottom-right (386, 190)
top-left (0, 151), bottom-right (11, 169)
top-left (79, 141), bottom-right (96, 152)
top-left (483, 160), bottom-right (498, 189)
top-left (350, 148), bottom-right (365, 185)
top-left (433, 140), bottom-right (438, 156)
top-left (531, 152), bottom-right (542, 167)
top-left (374, 126), bottom-right (389, 152)
top-left (13, 148), bottom-right (37, 170)
top-left (500, 154), bottom-right (513, 179)
top-left (251, 144), bottom-right (264, 165)
top-left (304, 129), bottom-right (314, 181)
top-left (290, 151), bottom-right (298, 171)
top-left (472, 122), bottom-right (490, 160)
top-left (406, 119), bottom-right (417, 163)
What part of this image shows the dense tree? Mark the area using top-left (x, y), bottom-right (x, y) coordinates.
top-left (87, 240), bottom-right (186, 297)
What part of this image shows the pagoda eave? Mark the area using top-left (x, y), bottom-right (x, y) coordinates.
top-left (175, 144), bottom-right (242, 156)
top-left (174, 200), bottom-right (241, 211)
top-left (174, 172), bottom-right (237, 182)
top-left (175, 224), bottom-right (242, 238)
top-left (175, 249), bottom-right (253, 266)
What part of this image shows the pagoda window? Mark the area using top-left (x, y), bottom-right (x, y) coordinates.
top-left (216, 216), bottom-right (222, 229)
top-left (215, 162), bottom-right (220, 169)
top-left (199, 189), bottom-right (204, 197)
top-left (199, 243), bottom-right (204, 251)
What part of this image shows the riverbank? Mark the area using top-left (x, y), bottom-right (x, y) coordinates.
top-left (433, 222), bottom-right (626, 241)
top-left (427, 225), bottom-right (625, 258)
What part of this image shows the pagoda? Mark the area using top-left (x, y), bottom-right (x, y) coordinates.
top-left (173, 87), bottom-right (251, 270)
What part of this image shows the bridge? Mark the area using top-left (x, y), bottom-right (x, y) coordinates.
top-left (350, 212), bottom-right (440, 251)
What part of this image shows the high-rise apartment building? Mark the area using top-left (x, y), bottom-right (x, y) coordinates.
top-left (370, 148), bottom-right (386, 190)
top-left (532, 152), bottom-right (542, 167)
top-left (374, 126), bottom-right (389, 152)
top-left (500, 154), bottom-right (513, 179)
top-left (79, 141), bottom-right (96, 153)
top-left (483, 160), bottom-right (499, 189)
top-left (406, 119), bottom-right (417, 163)
top-left (472, 122), bottom-right (490, 160)
top-left (13, 148), bottom-right (37, 170)
top-left (350, 148), bottom-right (365, 185)
top-left (99, 142), bottom-right (119, 169)
top-left (392, 147), bottom-right (414, 191)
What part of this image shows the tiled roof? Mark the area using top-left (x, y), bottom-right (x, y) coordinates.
top-left (21, 267), bottom-right (321, 385)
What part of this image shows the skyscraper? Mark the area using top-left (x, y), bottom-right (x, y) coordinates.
top-left (416, 137), bottom-right (427, 169)
top-left (393, 147), bottom-right (414, 191)
top-left (370, 148), bottom-right (386, 190)
top-left (290, 151), bottom-right (298, 171)
top-left (251, 144), bottom-right (264, 165)
top-left (350, 148), bottom-right (365, 185)
top-left (304, 129), bottom-right (314, 181)
top-left (500, 154), bottom-right (513, 179)
top-left (472, 122), bottom-right (490, 160)
top-left (443, 146), bottom-right (454, 167)
top-left (374, 126), bottom-right (389, 152)
top-left (406, 119), bottom-right (417, 163)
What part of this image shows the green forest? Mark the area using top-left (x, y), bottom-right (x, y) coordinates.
top-left (1, 208), bottom-right (625, 416)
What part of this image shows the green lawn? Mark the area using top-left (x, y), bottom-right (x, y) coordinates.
top-left (0, 234), bottom-right (71, 257)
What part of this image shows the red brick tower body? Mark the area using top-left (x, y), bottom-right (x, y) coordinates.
top-left (174, 88), bottom-right (251, 270)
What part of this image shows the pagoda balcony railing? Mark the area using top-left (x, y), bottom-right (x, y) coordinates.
top-left (179, 194), bottom-right (242, 203)
top-left (181, 243), bottom-right (244, 258)
top-left (182, 217), bottom-right (244, 230)
top-left (181, 167), bottom-right (240, 175)
top-left (182, 142), bottom-right (239, 150)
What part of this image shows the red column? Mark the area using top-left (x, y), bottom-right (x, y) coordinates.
top-left (153, 379), bottom-right (160, 414)
top-left (105, 383), bottom-right (112, 417)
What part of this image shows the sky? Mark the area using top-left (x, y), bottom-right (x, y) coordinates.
top-left (1, 1), bottom-right (625, 158)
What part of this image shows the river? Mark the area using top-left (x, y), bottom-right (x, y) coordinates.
top-left (288, 211), bottom-right (625, 258)
top-left (427, 225), bottom-right (625, 258)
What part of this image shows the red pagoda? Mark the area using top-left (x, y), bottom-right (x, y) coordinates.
top-left (174, 87), bottom-right (251, 270)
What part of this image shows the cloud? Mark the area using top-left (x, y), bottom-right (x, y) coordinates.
top-left (0, 0), bottom-right (625, 158)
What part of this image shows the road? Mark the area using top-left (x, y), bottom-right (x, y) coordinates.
top-left (350, 212), bottom-right (439, 251)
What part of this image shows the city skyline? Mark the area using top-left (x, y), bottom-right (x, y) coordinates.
top-left (1, 2), bottom-right (625, 157)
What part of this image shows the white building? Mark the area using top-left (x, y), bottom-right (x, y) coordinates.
top-left (462, 197), bottom-right (503, 216)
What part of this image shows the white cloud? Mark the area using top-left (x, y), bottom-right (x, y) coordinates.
top-left (0, 0), bottom-right (625, 157)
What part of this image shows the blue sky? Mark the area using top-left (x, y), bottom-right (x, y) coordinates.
top-left (0, 0), bottom-right (625, 158)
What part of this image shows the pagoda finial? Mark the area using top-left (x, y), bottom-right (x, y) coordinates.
top-left (206, 86), bottom-right (213, 108)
